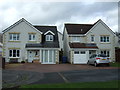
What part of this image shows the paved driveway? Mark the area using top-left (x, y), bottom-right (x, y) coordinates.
top-left (5, 63), bottom-right (119, 73)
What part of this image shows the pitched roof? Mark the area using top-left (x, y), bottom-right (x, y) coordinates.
top-left (65, 24), bottom-right (94, 34)
top-left (26, 42), bottom-right (59, 48)
top-left (69, 43), bottom-right (98, 48)
top-left (27, 26), bottom-right (59, 48)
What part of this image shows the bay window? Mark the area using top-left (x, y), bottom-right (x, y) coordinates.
top-left (9, 49), bottom-right (20, 57)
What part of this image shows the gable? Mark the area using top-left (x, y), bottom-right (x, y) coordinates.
top-left (44, 30), bottom-right (55, 35)
top-left (2, 18), bottom-right (42, 34)
top-left (86, 19), bottom-right (116, 36)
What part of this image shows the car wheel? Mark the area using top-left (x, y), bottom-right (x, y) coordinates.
top-left (94, 62), bottom-right (97, 67)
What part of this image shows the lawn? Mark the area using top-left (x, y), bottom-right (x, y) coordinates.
top-left (20, 80), bottom-right (119, 88)
top-left (110, 62), bottom-right (120, 67)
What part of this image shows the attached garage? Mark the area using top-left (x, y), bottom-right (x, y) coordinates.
top-left (73, 51), bottom-right (87, 64)
top-left (69, 43), bottom-right (98, 64)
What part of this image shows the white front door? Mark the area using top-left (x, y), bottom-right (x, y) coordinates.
top-left (74, 51), bottom-right (87, 64)
top-left (42, 50), bottom-right (55, 64)
top-left (28, 51), bottom-right (35, 62)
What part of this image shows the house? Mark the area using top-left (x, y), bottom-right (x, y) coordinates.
top-left (2, 18), bottom-right (60, 64)
top-left (0, 42), bottom-right (2, 56)
top-left (63, 19), bottom-right (116, 64)
top-left (0, 33), bottom-right (3, 43)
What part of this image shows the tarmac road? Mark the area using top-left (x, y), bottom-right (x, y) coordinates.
top-left (2, 69), bottom-right (120, 88)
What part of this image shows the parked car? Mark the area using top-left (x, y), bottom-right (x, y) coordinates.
top-left (87, 54), bottom-right (110, 67)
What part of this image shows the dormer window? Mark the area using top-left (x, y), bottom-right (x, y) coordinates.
top-left (46, 35), bottom-right (53, 41)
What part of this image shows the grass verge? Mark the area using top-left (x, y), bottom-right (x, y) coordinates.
top-left (20, 80), bottom-right (119, 88)
top-left (110, 62), bottom-right (120, 67)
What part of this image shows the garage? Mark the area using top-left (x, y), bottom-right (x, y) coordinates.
top-left (73, 51), bottom-right (87, 64)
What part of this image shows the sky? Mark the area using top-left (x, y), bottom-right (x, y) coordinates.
top-left (0, 0), bottom-right (119, 33)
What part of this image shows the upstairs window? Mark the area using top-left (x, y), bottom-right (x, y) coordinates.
top-left (29, 34), bottom-right (35, 41)
top-left (9, 34), bottom-right (20, 41)
top-left (46, 35), bottom-right (53, 41)
top-left (72, 36), bottom-right (80, 42)
top-left (100, 36), bottom-right (109, 42)
top-left (91, 35), bottom-right (94, 42)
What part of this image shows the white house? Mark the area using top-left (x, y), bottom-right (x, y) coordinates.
top-left (2, 18), bottom-right (60, 64)
top-left (63, 19), bottom-right (116, 64)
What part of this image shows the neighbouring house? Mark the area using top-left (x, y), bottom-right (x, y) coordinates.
top-left (0, 42), bottom-right (2, 56)
top-left (0, 33), bottom-right (3, 43)
top-left (2, 18), bottom-right (60, 64)
top-left (115, 32), bottom-right (120, 62)
top-left (63, 19), bottom-right (116, 64)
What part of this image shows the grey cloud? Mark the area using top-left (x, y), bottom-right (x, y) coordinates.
top-left (0, 2), bottom-right (118, 33)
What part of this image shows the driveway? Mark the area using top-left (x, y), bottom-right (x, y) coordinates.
top-left (5, 63), bottom-right (119, 73)
top-left (2, 69), bottom-right (120, 88)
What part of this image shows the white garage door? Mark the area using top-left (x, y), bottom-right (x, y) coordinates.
top-left (74, 51), bottom-right (87, 64)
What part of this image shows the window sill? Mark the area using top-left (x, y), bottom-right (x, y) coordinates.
top-left (100, 42), bottom-right (111, 44)
top-left (9, 57), bottom-right (20, 58)
top-left (8, 41), bottom-right (21, 42)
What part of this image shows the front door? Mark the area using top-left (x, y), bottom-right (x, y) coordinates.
top-left (28, 51), bottom-right (35, 62)
top-left (42, 50), bottom-right (55, 64)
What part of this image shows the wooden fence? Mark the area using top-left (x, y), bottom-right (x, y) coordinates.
top-left (115, 48), bottom-right (120, 62)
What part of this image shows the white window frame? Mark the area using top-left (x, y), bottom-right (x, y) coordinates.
top-left (100, 50), bottom-right (110, 57)
top-left (29, 34), bottom-right (35, 41)
top-left (9, 49), bottom-right (20, 58)
top-left (42, 50), bottom-right (55, 63)
top-left (9, 34), bottom-right (20, 41)
top-left (46, 35), bottom-right (53, 41)
top-left (100, 36), bottom-right (110, 42)
top-left (72, 36), bottom-right (80, 42)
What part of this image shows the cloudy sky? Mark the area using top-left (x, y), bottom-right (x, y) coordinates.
top-left (0, 0), bottom-right (119, 33)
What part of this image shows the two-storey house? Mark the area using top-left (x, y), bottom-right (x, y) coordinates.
top-left (63, 19), bottom-right (116, 64)
top-left (2, 18), bottom-right (60, 64)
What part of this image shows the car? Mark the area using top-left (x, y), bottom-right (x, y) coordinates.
top-left (87, 54), bottom-right (110, 67)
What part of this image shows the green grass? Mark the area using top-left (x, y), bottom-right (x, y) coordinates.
top-left (110, 62), bottom-right (120, 67)
top-left (20, 80), bottom-right (119, 88)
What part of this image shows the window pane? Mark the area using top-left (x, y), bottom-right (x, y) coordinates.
top-left (50, 35), bottom-right (53, 40)
top-left (107, 37), bottom-right (109, 42)
top-left (49, 50), bottom-right (52, 62)
top-left (17, 50), bottom-right (19, 57)
top-left (9, 34), bottom-right (12, 40)
top-left (13, 50), bottom-right (16, 57)
top-left (45, 50), bottom-right (48, 62)
top-left (100, 37), bottom-right (103, 42)
top-left (46, 35), bottom-right (49, 41)
top-left (74, 51), bottom-right (79, 54)
top-left (13, 34), bottom-right (16, 40)
top-left (29, 34), bottom-right (31, 40)
top-left (91, 35), bottom-right (94, 42)
top-left (17, 34), bottom-right (19, 40)
top-left (9, 50), bottom-right (12, 57)
top-left (33, 35), bottom-right (35, 40)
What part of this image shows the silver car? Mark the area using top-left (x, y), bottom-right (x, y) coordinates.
top-left (87, 54), bottom-right (110, 67)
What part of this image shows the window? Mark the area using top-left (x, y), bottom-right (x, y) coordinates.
top-left (80, 51), bottom-right (85, 54)
top-left (29, 34), bottom-right (35, 41)
top-left (101, 50), bottom-right (110, 57)
top-left (9, 50), bottom-right (20, 57)
top-left (91, 35), bottom-right (94, 42)
top-left (72, 36), bottom-right (80, 42)
top-left (9, 34), bottom-right (20, 41)
top-left (46, 35), bottom-right (53, 41)
top-left (100, 36), bottom-right (109, 42)
top-left (74, 51), bottom-right (79, 54)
